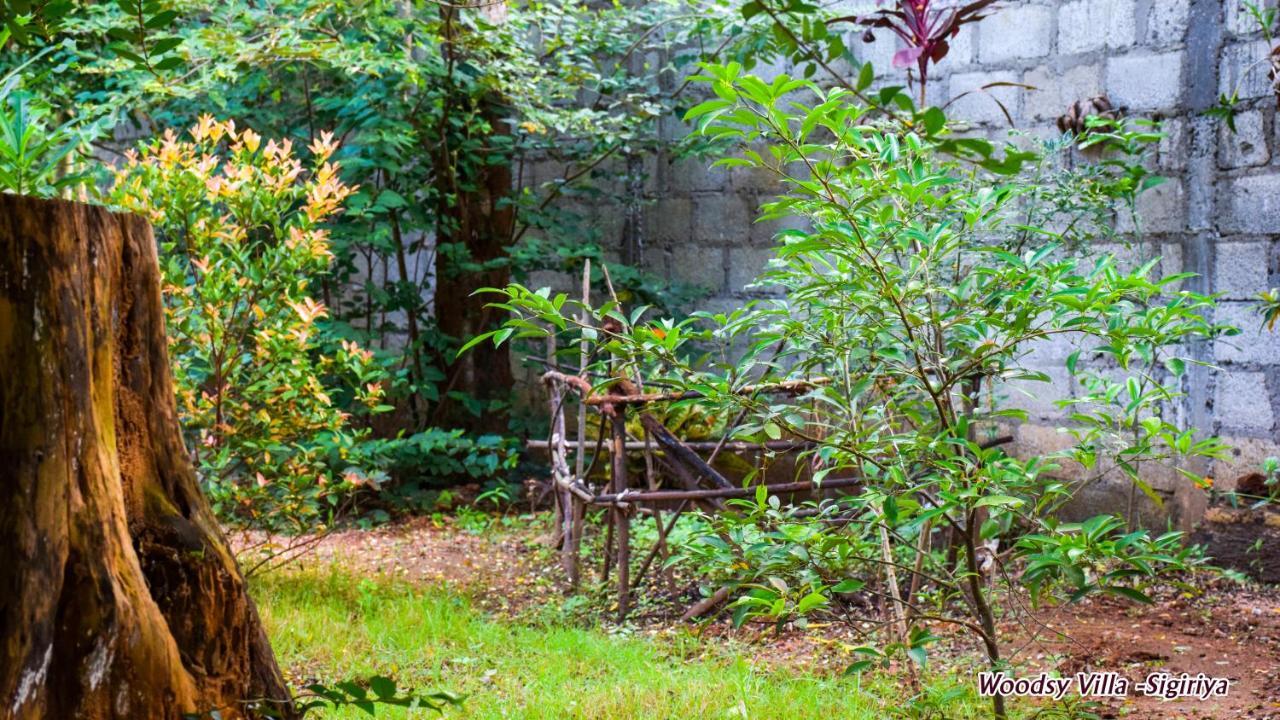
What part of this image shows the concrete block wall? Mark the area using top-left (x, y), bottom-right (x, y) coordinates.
top-left (540, 0), bottom-right (1280, 527)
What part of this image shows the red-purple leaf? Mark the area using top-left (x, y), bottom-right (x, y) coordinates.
top-left (893, 46), bottom-right (924, 68)
top-left (927, 38), bottom-right (949, 63)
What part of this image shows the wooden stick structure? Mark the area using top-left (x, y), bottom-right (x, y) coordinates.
top-left (530, 269), bottom-right (1023, 623)
top-left (529, 272), bottom-right (872, 623)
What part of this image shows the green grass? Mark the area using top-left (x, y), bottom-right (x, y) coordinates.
top-left (252, 568), bottom-right (988, 719)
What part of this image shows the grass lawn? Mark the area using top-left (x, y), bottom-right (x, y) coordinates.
top-left (252, 568), bottom-right (989, 719)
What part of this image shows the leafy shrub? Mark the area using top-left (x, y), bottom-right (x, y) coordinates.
top-left (110, 117), bottom-right (392, 530)
top-left (474, 65), bottom-right (1232, 718)
top-left (0, 54), bottom-right (92, 197)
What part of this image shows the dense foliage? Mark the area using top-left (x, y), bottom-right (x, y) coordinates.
top-left (475, 65), bottom-right (1232, 717)
top-left (8, 0), bottom-right (719, 428)
top-left (1, 0), bottom-right (1274, 716)
top-left (109, 118), bottom-right (394, 526)
top-left (1, 0), bottom-right (748, 526)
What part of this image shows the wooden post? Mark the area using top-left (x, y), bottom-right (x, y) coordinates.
top-left (546, 336), bottom-right (566, 549)
top-left (566, 259), bottom-right (591, 589)
top-left (611, 410), bottom-right (631, 621)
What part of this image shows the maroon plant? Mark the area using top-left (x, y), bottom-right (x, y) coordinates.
top-left (831, 0), bottom-right (998, 102)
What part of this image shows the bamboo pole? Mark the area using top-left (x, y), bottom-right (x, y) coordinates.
top-left (592, 476), bottom-right (863, 504)
top-left (583, 377), bottom-right (831, 407)
top-left (566, 260), bottom-right (592, 588)
top-left (546, 336), bottom-right (567, 550)
top-left (526, 439), bottom-right (810, 452)
top-left (638, 413), bottom-right (734, 489)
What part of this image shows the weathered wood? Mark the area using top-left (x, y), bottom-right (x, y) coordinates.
top-left (610, 411), bottom-right (631, 622)
top-left (526, 438), bottom-right (809, 452)
top-left (591, 474), bottom-right (860, 502)
top-left (638, 413), bottom-right (734, 489)
top-left (583, 377), bottom-right (831, 407)
top-left (681, 586), bottom-right (731, 622)
top-left (544, 338), bottom-right (574, 575)
top-left (567, 260), bottom-right (591, 589)
top-left (0, 196), bottom-right (293, 719)
top-left (592, 476), bottom-right (864, 504)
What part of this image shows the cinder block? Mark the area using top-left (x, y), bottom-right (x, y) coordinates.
top-left (1106, 51), bottom-right (1184, 110)
top-left (727, 246), bottom-right (781, 294)
top-left (1226, 0), bottom-right (1277, 35)
top-left (645, 197), bottom-right (691, 245)
top-left (1023, 63), bottom-right (1104, 122)
top-left (945, 22), bottom-right (976, 66)
top-left (1010, 423), bottom-right (1085, 478)
top-left (1157, 117), bottom-right (1189, 171)
top-left (1115, 178), bottom-right (1186, 234)
top-left (849, 30), bottom-right (902, 77)
top-left (667, 244), bottom-right (725, 294)
top-left (978, 5), bottom-right (1054, 63)
top-left (1214, 241), bottom-right (1272, 299)
top-left (1059, 0), bottom-right (1137, 54)
top-left (999, 366), bottom-right (1074, 421)
top-left (1215, 371), bottom-right (1275, 434)
top-left (1144, 0), bottom-right (1190, 45)
top-left (1222, 172), bottom-right (1280, 234)
top-left (1214, 301), bottom-right (1280, 364)
top-left (1211, 436), bottom-right (1280, 491)
top-left (1093, 241), bottom-right (1184, 279)
top-left (691, 194), bottom-right (752, 245)
top-left (1219, 40), bottom-right (1276, 100)
top-left (1218, 109), bottom-right (1271, 169)
top-left (670, 157), bottom-right (728, 193)
top-left (948, 70), bottom-right (1022, 126)
top-left (730, 160), bottom-right (782, 194)
top-left (1023, 334), bottom-right (1085, 366)
top-left (526, 270), bottom-right (575, 295)
top-left (748, 212), bottom-right (811, 246)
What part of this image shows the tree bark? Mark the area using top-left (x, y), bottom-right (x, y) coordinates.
top-left (431, 4), bottom-right (515, 435)
top-left (0, 196), bottom-right (294, 720)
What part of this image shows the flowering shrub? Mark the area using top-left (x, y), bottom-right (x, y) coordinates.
top-left (111, 117), bottom-right (390, 529)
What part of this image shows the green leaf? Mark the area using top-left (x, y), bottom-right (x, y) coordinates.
top-left (843, 659), bottom-right (875, 675)
top-left (831, 579), bottom-right (865, 593)
top-left (975, 495), bottom-right (1024, 509)
top-left (920, 106), bottom-right (946, 136)
top-left (150, 36), bottom-right (183, 55)
top-left (377, 189), bottom-right (408, 209)
top-left (1106, 586), bottom-right (1152, 604)
top-left (144, 9), bottom-right (179, 28)
top-left (882, 495), bottom-right (898, 524)
top-left (796, 590), bottom-right (828, 613)
top-left (856, 62), bottom-right (874, 92)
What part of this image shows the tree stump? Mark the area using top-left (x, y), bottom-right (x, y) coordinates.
top-left (0, 196), bottom-right (294, 719)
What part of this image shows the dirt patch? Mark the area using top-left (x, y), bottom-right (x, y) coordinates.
top-left (1001, 588), bottom-right (1280, 719)
top-left (1192, 506), bottom-right (1280, 584)
top-left (230, 515), bottom-right (540, 590)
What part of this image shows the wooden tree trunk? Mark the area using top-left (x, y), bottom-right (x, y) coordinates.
top-left (432, 108), bottom-right (516, 435)
top-left (0, 196), bottom-right (294, 720)
top-left (431, 3), bottom-right (515, 435)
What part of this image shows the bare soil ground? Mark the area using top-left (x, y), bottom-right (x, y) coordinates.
top-left (235, 515), bottom-right (1280, 719)
top-left (1008, 590), bottom-right (1280, 719)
